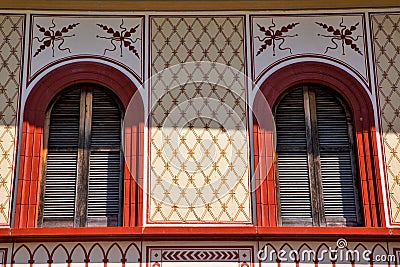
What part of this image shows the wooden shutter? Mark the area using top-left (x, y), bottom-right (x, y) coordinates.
top-left (275, 85), bottom-right (361, 226)
top-left (276, 88), bottom-right (313, 225)
top-left (42, 89), bottom-right (81, 227)
top-left (40, 85), bottom-right (122, 227)
top-left (315, 89), bottom-right (360, 226)
top-left (87, 89), bottom-right (122, 226)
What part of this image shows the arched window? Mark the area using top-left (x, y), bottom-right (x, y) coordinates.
top-left (38, 84), bottom-right (123, 227)
top-left (275, 84), bottom-right (362, 226)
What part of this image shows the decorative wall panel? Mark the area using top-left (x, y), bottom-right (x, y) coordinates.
top-left (251, 14), bottom-right (369, 84)
top-left (29, 15), bottom-right (143, 83)
top-left (371, 13), bottom-right (400, 224)
top-left (149, 16), bottom-right (250, 223)
top-left (0, 15), bottom-right (23, 226)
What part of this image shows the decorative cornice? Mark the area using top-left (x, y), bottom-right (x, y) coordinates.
top-left (0, 0), bottom-right (399, 11)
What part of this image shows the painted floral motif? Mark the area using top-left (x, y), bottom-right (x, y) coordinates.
top-left (96, 19), bottom-right (140, 58)
top-left (255, 19), bottom-right (299, 56)
top-left (33, 19), bottom-right (79, 57)
top-left (315, 18), bottom-right (363, 55)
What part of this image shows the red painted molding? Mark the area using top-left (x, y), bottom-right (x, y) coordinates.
top-left (0, 226), bottom-right (399, 243)
top-left (15, 61), bottom-right (144, 228)
top-left (254, 61), bottom-right (384, 227)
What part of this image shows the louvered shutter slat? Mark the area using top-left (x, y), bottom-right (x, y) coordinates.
top-left (316, 90), bottom-right (358, 225)
top-left (276, 89), bottom-right (312, 224)
top-left (44, 152), bottom-right (77, 216)
top-left (47, 91), bottom-right (81, 148)
top-left (87, 90), bottom-right (121, 226)
top-left (278, 152), bottom-right (311, 216)
top-left (90, 90), bottom-right (121, 148)
top-left (43, 89), bottom-right (80, 225)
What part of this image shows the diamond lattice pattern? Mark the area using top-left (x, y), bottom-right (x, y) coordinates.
top-left (0, 15), bottom-right (23, 225)
top-left (149, 17), bottom-right (250, 222)
top-left (372, 14), bottom-right (400, 223)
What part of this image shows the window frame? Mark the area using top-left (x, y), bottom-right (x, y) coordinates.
top-left (37, 84), bottom-right (124, 227)
top-left (273, 84), bottom-right (363, 227)
top-left (253, 61), bottom-right (385, 228)
top-left (14, 62), bottom-right (143, 229)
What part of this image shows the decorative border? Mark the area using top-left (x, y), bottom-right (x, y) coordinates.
top-left (6, 0), bottom-right (400, 11)
top-left (147, 246), bottom-right (253, 267)
top-left (2, 0), bottom-right (400, 11)
top-left (4, 242), bottom-right (400, 266)
top-left (11, 242), bottom-right (141, 266)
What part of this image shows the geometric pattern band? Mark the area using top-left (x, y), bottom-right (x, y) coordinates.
top-left (371, 13), bottom-right (400, 223)
top-left (0, 15), bottom-right (23, 225)
top-left (149, 247), bottom-right (252, 267)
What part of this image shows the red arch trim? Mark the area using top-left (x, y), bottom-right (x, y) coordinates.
top-left (15, 62), bottom-right (144, 228)
top-left (254, 61), bottom-right (384, 227)
top-left (259, 62), bottom-right (372, 119)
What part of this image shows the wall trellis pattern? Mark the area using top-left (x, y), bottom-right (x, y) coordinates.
top-left (371, 13), bottom-right (400, 224)
top-left (0, 14), bottom-right (23, 226)
top-left (149, 16), bottom-right (251, 223)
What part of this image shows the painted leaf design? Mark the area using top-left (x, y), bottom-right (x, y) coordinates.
top-left (315, 20), bottom-right (362, 55)
top-left (96, 21), bottom-right (140, 58)
top-left (255, 22), bottom-right (298, 56)
top-left (129, 45), bottom-right (140, 58)
top-left (36, 25), bottom-right (46, 32)
top-left (129, 25), bottom-right (139, 33)
top-left (34, 22), bottom-right (79, 57)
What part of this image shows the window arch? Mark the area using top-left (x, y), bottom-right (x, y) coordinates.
top-left (274, 84), bottom-right (362, 226)
top-left (253, 61), bottom-right (384, 227)
top-left (38, 84), bottom-right (123, 227)
top-left (15, 62), bottom-right (144, 228)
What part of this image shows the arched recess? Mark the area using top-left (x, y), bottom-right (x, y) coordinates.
top-left (253, 61), bottom-right (384, 227)
top-left (15, 61), bottom-right (144, 228)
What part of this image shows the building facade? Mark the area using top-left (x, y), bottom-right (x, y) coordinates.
top-left (0, 1), bottom-right (399, 266)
